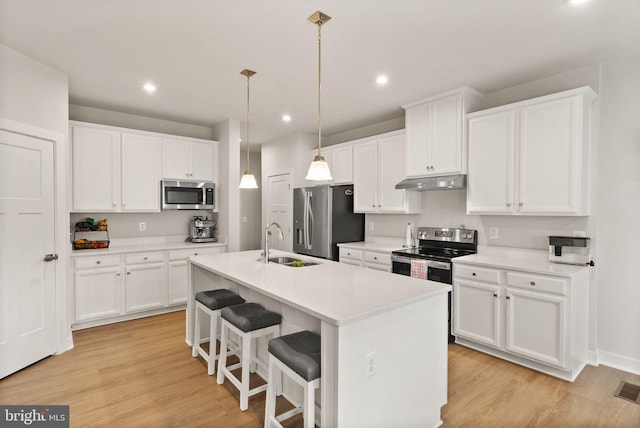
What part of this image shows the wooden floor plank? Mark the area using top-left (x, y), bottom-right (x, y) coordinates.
top-left (1, 311), bottom-right (639, 427)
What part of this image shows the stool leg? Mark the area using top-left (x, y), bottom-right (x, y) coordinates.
top-left (264, 357), bottom-right (278, 428)
top-left (250, 337), bottom-right (257, 373)
top-left (208, 310), bottom-right (218, 375)
top-left (240, 333), bottom-right (252, 411)
top-left (216, 321), bottom-right (229, 385)
top-left (192, 305), bottom-right (200, 358)
top-left (303, 381), bottom-right (315, 428)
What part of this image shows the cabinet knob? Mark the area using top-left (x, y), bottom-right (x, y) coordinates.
top-left (127, 272), bottom-right (131, 275)
top-left (374, 256), bottom-right (378, 260)
top-left (506, 295), bottom-right (511, 300)
top-left (530, 281), bottom-right (536, 286)
top-left (472, 272), bottom-right (476, 276)
top-left (122, 202), bottom-right (127, 207)
top-left (194, 253), bottom-right (198, 256)
top-left (96, 261), bottom-right (101, 264)
top-left (144, 257), bottom-right (148, 260)
top-left (378, 204), bottom-right (381, 207)
top-left (116, 273), bottom-right (121, 276)
top-left (507, 203), bottom-right (512, 207)
top-left (112, 202), bottom-right (117, 207)
top-left (372, 205), bottom-right (375, 208)
top-left (493, 293), bottom-right (498, 297)
top-left (519, 202), bottom-right (523, 207)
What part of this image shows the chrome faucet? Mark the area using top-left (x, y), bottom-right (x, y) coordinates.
top-left (262, 222), bottom-right (284, 263)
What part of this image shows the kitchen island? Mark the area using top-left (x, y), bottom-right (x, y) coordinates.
top-left (188, 250), bottom-right (451, 427)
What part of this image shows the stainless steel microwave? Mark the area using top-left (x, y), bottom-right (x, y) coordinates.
top-left (161, 180), bottom-right (215, 210)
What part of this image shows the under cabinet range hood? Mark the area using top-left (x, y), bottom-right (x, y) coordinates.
top-left (395, 174), bottom-right (466, 191)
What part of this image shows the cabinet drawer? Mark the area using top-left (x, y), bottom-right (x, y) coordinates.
top-left (507, 272), bottom-right (567, 295)
top-left (364, 252), bottom-right (391, 265)
top-left (339, 247), bottom-right (362, 261)
top-left (75, 254), bottom-right (121, 269)
top-left (454, 264), bottom-right (501, 284)
top-left (125, 252), bottom-right (164, 265)
top-left (168, 247), bottom-right (223, 260)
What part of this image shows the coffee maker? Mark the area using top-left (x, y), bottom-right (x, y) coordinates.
top-left (188, 216), bottom-right (217, 243)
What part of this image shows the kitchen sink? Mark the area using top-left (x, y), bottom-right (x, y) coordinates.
top-left (268, 256), bottom-right (319, 267)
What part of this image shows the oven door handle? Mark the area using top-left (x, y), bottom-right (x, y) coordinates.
top-left (392, 255), bottom-right (419, 264)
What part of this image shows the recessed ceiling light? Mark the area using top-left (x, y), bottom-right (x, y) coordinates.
top-left (376, 75), bottom-right (389, 85)
top-left (143, 82), bottom-right (156, 93)
top-left (282, 114), bottom-right (292, 122)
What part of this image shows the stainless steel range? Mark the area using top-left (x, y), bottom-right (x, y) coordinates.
top-left (392, 226), bottom-right (478, 342)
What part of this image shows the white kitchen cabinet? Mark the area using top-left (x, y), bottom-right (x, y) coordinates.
top-left (72, 123), bottom-right (161, 212)
top-left (467, 86), bottom-right (596, 216)
top-left (353, 131), bottom-right (420, 214)
top-left (121, 133), bottom-right (161, 211)
top-left (338, 247), bottom-right (363, 267)
top-left (72, 125), bottom-right (121, 212)
top-left (363, 251), bottom-right (392, 272)
top-left (453, 259), bottom-right (588, 381)
top-left (162, 137), bottom-right (215, 181)
top-left (307, 142), bottom-right (353, 185)
top-left (73, 254), bottom-right (123, 321)
top-left (124, 252), bottom-right (166, 313)
top-left (403, 87), bottom-right (483, 178)
top-left (167, 247), bottom-right (226, 305)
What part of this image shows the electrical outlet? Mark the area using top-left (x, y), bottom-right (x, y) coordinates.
top-left (138, 222), bottom-right (146, 232)
top-left (365, 351), bottom-right (376, 378)
top-left (242, 216), bottom-right (247, 223)
top-left (369, 222), bottom-right (374, 231)
top-left (489, 227), bottom-right (499, 240)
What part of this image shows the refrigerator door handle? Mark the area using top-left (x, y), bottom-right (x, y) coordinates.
top-left (303, 191), bottom-right (310, 250)
top-left (307, 192), bottom-right (314, 250)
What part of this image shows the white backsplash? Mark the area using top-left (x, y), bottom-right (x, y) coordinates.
top-left (366, 189), bottom-right (592, 251)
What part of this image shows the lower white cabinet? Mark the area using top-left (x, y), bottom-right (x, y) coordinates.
top-left (338, 246), bottom-right (392, 272)
top-left (124, 252), bottom-right (166, 312)
top-left (74, 254), bottom-right (123, 321)
top-left (72, 245), bottom-right (226, 328)
top-left (453, 261), bottom-right (588, 380)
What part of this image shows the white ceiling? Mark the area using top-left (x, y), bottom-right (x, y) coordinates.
top-left (1, 0), bottom-right (638, 144)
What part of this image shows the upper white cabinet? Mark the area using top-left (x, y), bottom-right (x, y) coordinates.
top-left (71, 121), bottom-right (218, 213)
top-left (466, 87), bottom-right (596, 216)
top-left (162, 138), bottom-right (215, 181)
top-left (72, 124), bottom-right (161, 212)
top-left (402, 87), bottom-right (483, 178)
top-left (307, 142), bottom-right (353, 185)
top-left (353, 131), bottom-right (421, 214)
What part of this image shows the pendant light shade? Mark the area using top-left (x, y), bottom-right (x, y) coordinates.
top-left (239, 69), bottom-right (259, 189)
top-left (305, 11), bottom-right (333, 182)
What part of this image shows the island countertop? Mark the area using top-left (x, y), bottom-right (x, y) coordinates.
top-left (189, 249), bottom-right (450, 326)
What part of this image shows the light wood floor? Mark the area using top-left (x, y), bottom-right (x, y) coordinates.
top-left (1, 311), bottom-right (639, 427)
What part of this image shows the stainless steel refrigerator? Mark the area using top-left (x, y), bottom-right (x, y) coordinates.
top-left (293, 184), bottom-right (365, 260)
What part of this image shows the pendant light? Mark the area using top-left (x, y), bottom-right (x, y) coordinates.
top-left (239, 69), bottom-right (259, 189)
top-left (305, 11), bottom-right (333, 181)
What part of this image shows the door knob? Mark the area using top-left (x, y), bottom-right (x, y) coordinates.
top-left (43, 254), bottom-right (59, 262)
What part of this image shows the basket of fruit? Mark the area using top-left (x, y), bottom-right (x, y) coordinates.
top-left (73, 238), bottom-right (110, 250)
top-left (73, 218), bottom-right (109, 250)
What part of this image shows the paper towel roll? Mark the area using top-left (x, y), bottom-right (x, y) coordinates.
top-left (405, 223), bottom-right (413, 247)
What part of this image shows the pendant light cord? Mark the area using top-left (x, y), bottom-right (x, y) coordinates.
top-left (246, 73), bottom-right (251, 169)
top-left (317, 22), bottom-right (322, 157)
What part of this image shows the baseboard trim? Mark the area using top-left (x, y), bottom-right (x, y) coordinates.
top-left (71, 305), bottom-right (186, 331)
top-left (597, 350), bottom-right (640, 376)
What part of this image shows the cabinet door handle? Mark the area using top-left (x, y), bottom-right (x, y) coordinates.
top-left (43, 254), bottom-right (59, 262)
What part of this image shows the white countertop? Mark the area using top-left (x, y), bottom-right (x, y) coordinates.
top-left (337, 238), bottom-right (406, 253)
top-left (453, 245), bottom-right (589, 277)
top-left (71, 235), bottom-right (227, 257)
top-left (189, 249), bottom-right (450, 326)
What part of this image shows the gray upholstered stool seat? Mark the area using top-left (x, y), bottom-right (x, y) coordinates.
top-left (196, 288), bottom-right (246, 310)
top-left (217, 302), bottom-right (282, 411)
top-left (221, 302), bottom-right (282, 332)
top-left (192, 289), bottom-right (245, 375)
top-left (265, 330), bottom-right (322, 428)
top-left (268, 330), bottom-right (321, 382)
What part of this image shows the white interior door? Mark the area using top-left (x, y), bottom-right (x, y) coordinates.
top-left (0, 130), bottom-right (56, 379)
top-left (266, 173), bottom-right (292, 251)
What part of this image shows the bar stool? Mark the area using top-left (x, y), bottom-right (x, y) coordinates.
top-left (217, 302), bottom-right (282, 411)
top-left (192, 289), bottom-right (246, 375)
top-left (264, 330), bottom-right (321, 428)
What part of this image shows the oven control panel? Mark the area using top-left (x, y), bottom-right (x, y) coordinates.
top-left (417, 227), bottom-right (477, 244)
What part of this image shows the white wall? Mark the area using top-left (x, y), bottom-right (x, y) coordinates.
top-left (594, 59), bottom-right (640, 371)
top-left (240, 150), bottom-right (262, 250)
top-left (0, 43), bottom-right (72, 353)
